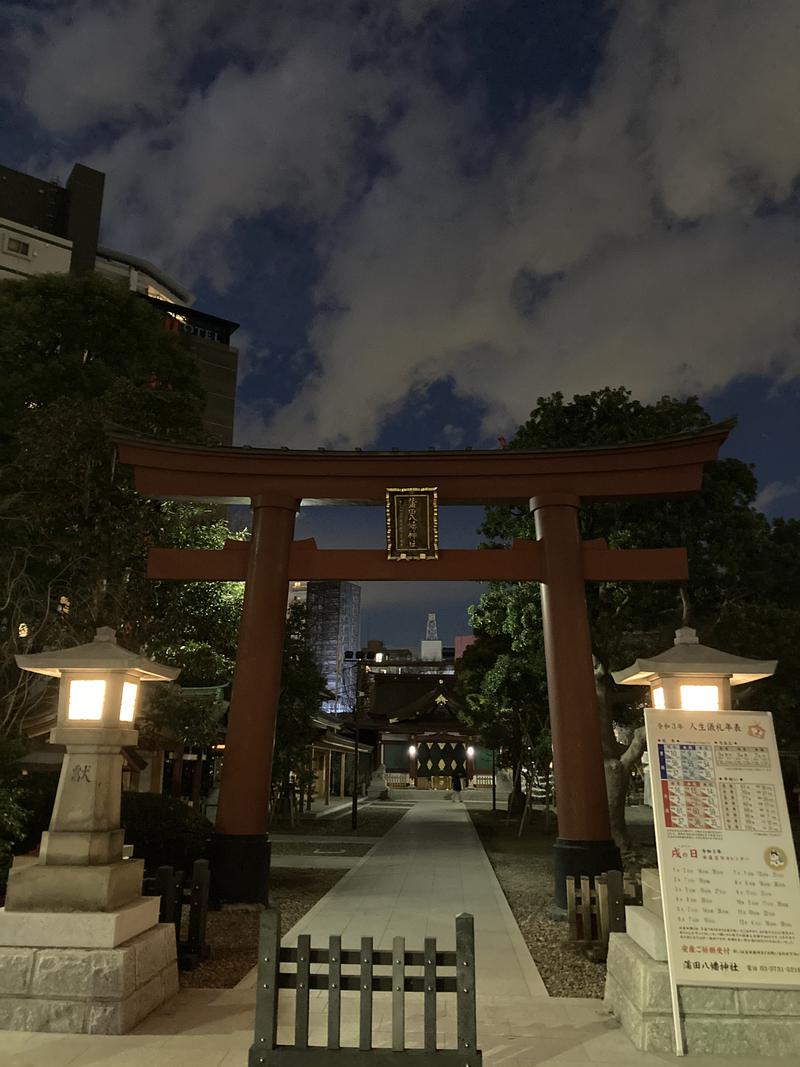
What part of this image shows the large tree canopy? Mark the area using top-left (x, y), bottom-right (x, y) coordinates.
top-left (0, 272), bottom-right (241, 735)
top-left (462, 388), bottom-right (800, 851)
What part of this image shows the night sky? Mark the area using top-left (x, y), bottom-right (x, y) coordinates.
top-left (3, 1), bottom-right (800, 648)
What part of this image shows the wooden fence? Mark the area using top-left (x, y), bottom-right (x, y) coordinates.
top-left (249, 907), bottom-right (482, 1066)
top-left (143, 857), bottom-right (211, 970)
top-left (565, 870), bottom-right (642, 954)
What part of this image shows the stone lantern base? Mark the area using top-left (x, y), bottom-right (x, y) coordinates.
top-left (0, 857), bottom-right (179, 1034)
top-left (0, 922), bottom-right (178, 1034)
top-left (605, 869), bottom-right (800, 1057)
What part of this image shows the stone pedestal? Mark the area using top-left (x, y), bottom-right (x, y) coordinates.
top-left (0, 922), bottom-right (178, 1034)
top-left (0, 722), bottom-right (179, 1033)
top-left (605, 868), bottom-right (800, 1057)
top-left (605, 933), bottom-right (800, 1056)
top-left (5, 857), bottom-right (145, 912)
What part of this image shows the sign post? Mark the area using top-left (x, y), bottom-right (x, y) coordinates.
top-left (645, 708), bottom-right (800, 1054)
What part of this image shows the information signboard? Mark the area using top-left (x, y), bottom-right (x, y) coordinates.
top-left (645, 708), bottom-right (800, 990)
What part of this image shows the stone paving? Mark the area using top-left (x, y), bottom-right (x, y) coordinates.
top-left (1, 794), bottom-right (788, 1065)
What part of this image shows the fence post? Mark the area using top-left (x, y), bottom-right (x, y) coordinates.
top-left (456, 913), bottom-right (477, 1059)
top-left (392, 935), bottom-right (406, 1051)
top-left (596, 874), bottom-right (610, 947)
top-left (295, 933), bottom-right (311, 1050)
top-left (424, 936), bottom-right (438, 1052)
top-left (154, 865), bottom-right (175, 925)
top-left (249, 908), bottom-right (280, 1067)
top-left (359, 936), bottom-right (374, 1051)
top-left (606, 869), bottom-right (626, 933)
top-left (580, 875), bottom-right (592, 941)
top-left (186, 858), bottom-right (210, 963)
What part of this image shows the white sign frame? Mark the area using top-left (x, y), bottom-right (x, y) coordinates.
top-left (644, 708), bottom-right (800, 1055)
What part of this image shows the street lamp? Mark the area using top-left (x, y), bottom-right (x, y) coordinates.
top-left (612, 626), bottom-right (777, 711)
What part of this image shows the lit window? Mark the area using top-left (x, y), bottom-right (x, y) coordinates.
top-left (68, 679), bottom-right (106, 720)
top-left (652, 686), bottom-right (666, 709)
top-left (679, 684), bottom-right (719, 711)
top-left (119, 681), bottom-right (138, 722)
top-left (57, 595), bottom-right (70, 615)
top-left (18, 622), bottom-right (29, 639)
top-left (7, 236), bottom-right (30, 256)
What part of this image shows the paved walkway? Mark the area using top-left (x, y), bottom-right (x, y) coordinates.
top-left (2, 795), bottom-right (784, 1065)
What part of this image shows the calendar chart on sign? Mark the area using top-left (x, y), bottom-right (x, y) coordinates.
top-left (645, 708), bottom-right (800, 989)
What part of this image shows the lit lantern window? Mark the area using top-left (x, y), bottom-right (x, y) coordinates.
top-left (679, 684), bottom-right (719, 711)
top-left (119, 681), bottom-right (138, 722)
top-left (68, 679), bottom-right (106, 720)
top-left (652, 686), bottom-right (666, 709)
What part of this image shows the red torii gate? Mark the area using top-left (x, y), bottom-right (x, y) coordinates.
top-left (116, 422), bottom-right (731, 905)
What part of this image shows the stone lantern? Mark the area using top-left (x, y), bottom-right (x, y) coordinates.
top-left (612, 625), bottom-right (777, 711)
top-left (0, 628), bottom-right (181, 1034)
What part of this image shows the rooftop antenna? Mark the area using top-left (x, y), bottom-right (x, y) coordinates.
top-left (425, 612), bottom-right (439, 641)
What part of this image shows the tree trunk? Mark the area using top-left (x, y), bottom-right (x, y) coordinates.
top-left (594, 665), bottom-right (633, 851)
top-left (170, 744), bottom-right (185, 799)
top-left (508, 758), bottom-right (526, 813)
top-left (191, 750), bottom-right (204, 809)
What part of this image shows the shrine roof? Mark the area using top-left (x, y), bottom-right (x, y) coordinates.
top-left (113, 420), bottom-right (734, 506)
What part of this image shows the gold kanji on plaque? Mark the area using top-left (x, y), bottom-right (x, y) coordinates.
top-left (385, 487), bottom-right (439, 560)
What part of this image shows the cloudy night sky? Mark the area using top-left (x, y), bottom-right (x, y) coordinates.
top-left (3, 1), bottom-right (800, 648)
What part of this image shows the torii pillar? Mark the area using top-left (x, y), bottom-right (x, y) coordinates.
top-left (533, 494), bottom-right (620, 905)
top-left (212, 494), bottom-right (297, 904)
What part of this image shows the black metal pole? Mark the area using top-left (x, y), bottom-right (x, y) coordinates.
top-left (351, 725), bottom-right (360, 830)
top-left (492, 748), bottom-right (497, 812)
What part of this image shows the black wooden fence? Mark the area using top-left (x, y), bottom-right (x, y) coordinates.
top-left (143, 857), bottom-right (211, 970)
top-left (249, 907), bottom-right (482, 1066)
top-left (565, 869), bottom-right (642, 954)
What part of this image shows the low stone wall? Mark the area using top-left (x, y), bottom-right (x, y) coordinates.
top-left (605, 932), bottom-right (800, 1057)
top-left (0, 922), bottom-right (178, 1034)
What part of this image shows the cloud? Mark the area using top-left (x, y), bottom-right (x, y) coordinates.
top-left (256, 1), bottom-right (800, 446)
top-left (10, 1), bottom-right (800, 451)
top-left (755, 479), bottom-right (800, 513)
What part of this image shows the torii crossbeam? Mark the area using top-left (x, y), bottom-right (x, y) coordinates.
top-left (116, 421), bottom-right (732, 905)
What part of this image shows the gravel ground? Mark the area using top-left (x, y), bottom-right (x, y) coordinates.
top-left (180, 867), bottom-right (347, 988)
top-left (271, 805), bottom-right (406, 838)
top-left (470, 808), bottom-right (609, 998)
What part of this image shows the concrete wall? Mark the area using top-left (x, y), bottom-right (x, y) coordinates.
top-left (0, 219), bottom-right (72, 280)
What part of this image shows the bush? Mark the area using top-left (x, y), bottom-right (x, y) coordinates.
top-left (15, 773), bottom-right (59, 853)
top-left (121, 791), bottom-right (212, 872)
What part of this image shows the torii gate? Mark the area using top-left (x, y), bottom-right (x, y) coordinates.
top-left (116, 422), bottom-right (731, 905)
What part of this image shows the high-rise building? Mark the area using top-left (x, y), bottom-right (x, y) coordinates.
top-left (306, 581), bottom-right (362, 714)
top-left (0, 162), bottom-right (239, 445)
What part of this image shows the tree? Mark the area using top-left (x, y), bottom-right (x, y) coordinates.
top-left (0, 272), bottom-right (240, 737)
top-left (138, 683), bottom-right (225, 803)
top-left (456, 618), bottom-right (549, 811)
top-left (271, 602), bottom-right (331, 822)
top-left (468, 388), bottom-right (797, 853)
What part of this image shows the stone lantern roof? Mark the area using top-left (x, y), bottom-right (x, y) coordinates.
top-left (612, 627), bottom-right (777, 688)
top-left (15, 626), bottom-right (179, 682)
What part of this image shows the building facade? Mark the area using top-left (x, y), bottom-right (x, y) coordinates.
top-left (306, 581), bottom-right (362, 714)
top-left (0, 162), bottom-right (238, 445)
